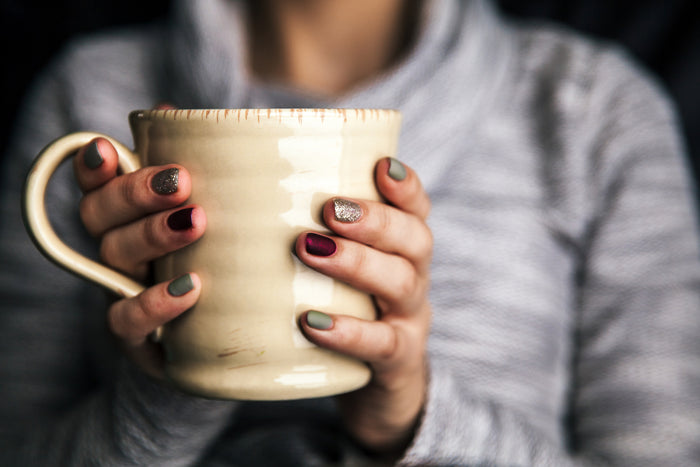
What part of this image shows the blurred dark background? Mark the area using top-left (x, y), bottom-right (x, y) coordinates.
top-left (0, 0), bottom-right (171, 159)
top-left (1, 0), bottom-right (699, 188)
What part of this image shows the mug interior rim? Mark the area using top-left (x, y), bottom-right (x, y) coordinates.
top-left (129, 108), bottom-right (401, 123)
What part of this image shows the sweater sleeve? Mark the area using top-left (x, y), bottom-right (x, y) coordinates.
top-left (0, 52), bottom-right (236, 466)
top-left (399, 47), bottom-right (700, 466)
top-left (563, 53), bottom-right (700, 464)
top-left (401, 362), bottom-right (585, 466)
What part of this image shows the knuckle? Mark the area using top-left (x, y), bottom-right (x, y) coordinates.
top-left (367, 207), bottom-right (394, 247)
top-left (107, 302), bottom-right (138, 341)
top-left (142, 215), bottom-right (168, 253)
top-left (394, 266), bottom-right (419, 299)
top-left (99, 232), bottom-right (120, 267)
top-left (414, 223), bottom-right (434, 260)
top-left (350, 244), bottom-right (369, 274)
top-left (78, 196), bottom-right (101, 237)
top-left (344, 325), bottom-right (365, 350)
top-left (99, 232), bottom-right (141, 276)
top-left (343, 323), bottom-right (397, 362)
top-left (377, 327), bottom-right (398, 361)
top-left (120, 174), bottom-right (148, 209)
top-left (135, 292), bottom-right (156, 321)
top-left (375, 206), bottom-right (392, 236)
top-left (133, 290), bottom-right (167, 329)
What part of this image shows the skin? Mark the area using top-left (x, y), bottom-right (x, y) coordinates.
top-left (72, 0), bottom-right (433, 457)
top-left (250, 0), bottom-right (421, 96)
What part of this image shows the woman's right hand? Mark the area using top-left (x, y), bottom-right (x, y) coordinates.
top-left (73, 137), bottom-right (206, 379)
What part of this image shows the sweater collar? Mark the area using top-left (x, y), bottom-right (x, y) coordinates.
top-left (165, 0), bottom-right (250, 108)
top-left (163, 0), bottom-right (513, 123)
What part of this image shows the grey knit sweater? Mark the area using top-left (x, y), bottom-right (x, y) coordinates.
top-left (1, 0), bottom-right (699, 465)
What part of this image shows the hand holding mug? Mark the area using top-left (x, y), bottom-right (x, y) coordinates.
top-left (23, 108), bottom-right (402, 400)
top-left (73, 137), bottom-right (206, 379)
top-left (297, 158), bottom-right (433, 453)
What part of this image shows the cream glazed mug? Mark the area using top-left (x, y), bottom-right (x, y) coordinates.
top-left (23, 108), bottom-right (402, 400)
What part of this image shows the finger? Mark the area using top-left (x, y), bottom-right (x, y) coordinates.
top-left (300, 310), bottom-right (398, 364)
top-left (100, 205), bottom-right (206, 279)
top-left (79, 164), bottom-right (192, 237)
top-left (108, 273), bottom-right (201, 347)
top-left (296, 232), bottom-right (426, 313)
top-left (300, 310), bottom-right (429, 379)
top-left (375, 158), bottom-right (431, 221)
top-left (108, 273), bottom-right (201, 378)
top-left (73, 137), bottom-right (120, 192)
top-left (324, 198), bottom-right (432, 271)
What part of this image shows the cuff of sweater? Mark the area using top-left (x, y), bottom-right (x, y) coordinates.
top-left (111, 358), bottom-right (237, 463)
top-left (397, 360), bottom-right (574, 467)
top-left (397, 359), bottom-right (456, 466)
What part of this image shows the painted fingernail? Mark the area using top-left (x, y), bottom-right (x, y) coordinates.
top-left (152, 168), bottom-right (179, 195)
top-left (388, 158), bottom-right (406, 181)
top-left (167, 273), bottom-right (194, 297)
top-left (333, 198), bottom-right (362, 223)
top-left (167, 207), bottom-right (194, 231)
top-left (84, 141), bottom-right (104, 169)
top-left (306, 310), bottom-right (334, 330)
top-left (305, 233), bottom-right (337, 257)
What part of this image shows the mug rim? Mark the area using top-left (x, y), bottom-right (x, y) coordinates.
top-left (130, 108), bottom-right (401, 124)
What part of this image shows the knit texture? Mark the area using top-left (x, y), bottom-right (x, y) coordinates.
top-left (1, 0), bottom-right (698, 465)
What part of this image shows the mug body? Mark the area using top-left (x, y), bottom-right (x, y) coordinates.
top-left (129, 109), bottom-right (401, 400)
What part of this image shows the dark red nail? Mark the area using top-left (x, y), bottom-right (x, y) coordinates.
top-left (167, 207), bottom-right (193, 231)
top-left (305, 233), bottom-right (336, 257)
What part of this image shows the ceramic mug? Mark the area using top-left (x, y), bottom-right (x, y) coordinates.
top-left (23, 108), bottom-right (402, 400)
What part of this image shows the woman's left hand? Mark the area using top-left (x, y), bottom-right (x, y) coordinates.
top-left (296, 157), bottom-right (433, 456)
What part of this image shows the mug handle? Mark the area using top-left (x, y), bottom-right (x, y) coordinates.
top-left (23, 131), bottom-right (146, 298)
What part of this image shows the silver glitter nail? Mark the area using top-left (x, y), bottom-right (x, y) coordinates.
top-left (333, 198), bottom-right (362, 223)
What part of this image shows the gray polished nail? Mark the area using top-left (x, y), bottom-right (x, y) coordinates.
top-left (152, 168), bottom-right (179, 195)
top-left (84, 141), bottom-right (104, 169)
top-left (306, 310), bottom-right (333, 330)
top-left (167, 273), bottom-right (194, 297)
top-left (333, 198), bottom-right (362, 223)
top-left (388, 158), bottom-right (407, 181)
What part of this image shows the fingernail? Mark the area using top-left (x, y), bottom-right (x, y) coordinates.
top-left (152, 168), bottom-right (179, 195)
top-left (305, 233), bottom-right (337, 256)
top-left (167, 207), bottom-right (194, 231)
top-left (84, 141), bottom-right (104, 169)
top-left (388, 158), bottom-right (406, 181)
top-left (333, 198), bottom-right (362, 223)
top-left (167, 273), bottom-right (194, 297)
top-left (306, 310), bottom-right (333, 330)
